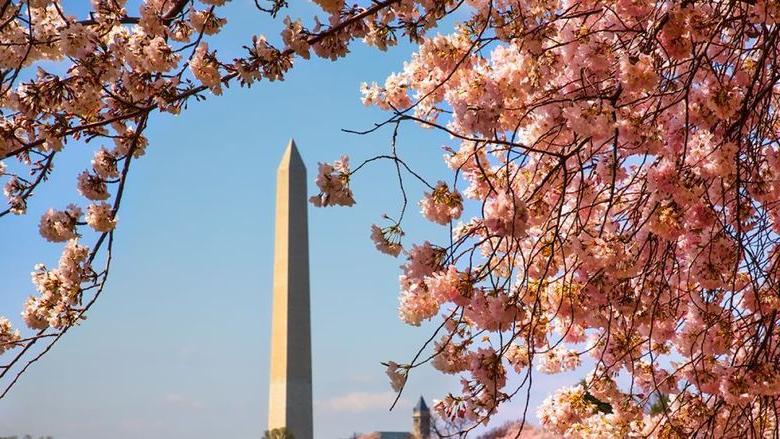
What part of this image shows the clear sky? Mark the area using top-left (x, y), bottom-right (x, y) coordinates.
top-left (0, 2), bottom-right (585, 438)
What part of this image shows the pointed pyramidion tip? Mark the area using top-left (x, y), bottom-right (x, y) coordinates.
top-left (278, 138), bottom-right (305, 173)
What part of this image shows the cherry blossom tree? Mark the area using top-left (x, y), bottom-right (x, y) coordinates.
top-left (0, 0), bottom-right (443, 398)
top-left (336, 0), bottom-right (780, 436)
top-left (4, 0), bottom-right (780, 437)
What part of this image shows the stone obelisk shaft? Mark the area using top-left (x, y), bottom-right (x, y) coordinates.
top-left (268, 139), bottom-right (312, 439)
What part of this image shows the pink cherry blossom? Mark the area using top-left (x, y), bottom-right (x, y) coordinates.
top-left (0, 318), bottom-right (21, 355)
top-left (190, 43), bottom-right (222, 95)
top-left (76, 171), bottom-right (110, 201)
top-left (483, 192), bottom-right (528, 238)
top-left (39, 205), bottom-right (81, 243)
top-left (309, 155), bottom-right (355, 207)
top-left (91, 148), bottom-right (119, 180)
top-left (420, 181), bottom-right (463, 225)
top-left (369, 223), bottom-right (402, 257)
top-left (86, 203), bottom-right (117, 232)
top-left (384, 361), bottom-right (407, 392)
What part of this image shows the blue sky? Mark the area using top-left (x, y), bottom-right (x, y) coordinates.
top-left (0, 2), bottom-right (584, 438)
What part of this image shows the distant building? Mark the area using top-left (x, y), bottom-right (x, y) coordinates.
top-left (358, 396), bottom-right (431, 439)
top-left (357, 433), bottom-right (411, 439)
top-left (412, 397), bottom-right (430, 438)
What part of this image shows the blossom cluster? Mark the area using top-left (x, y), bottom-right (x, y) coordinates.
top-left (310, 156), bottom-right (356, 207)
top-left (23, 240), bottom-right (91, 331)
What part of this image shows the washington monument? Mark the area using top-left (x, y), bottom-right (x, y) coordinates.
top-left (268, 139), bottom-right (313, 438)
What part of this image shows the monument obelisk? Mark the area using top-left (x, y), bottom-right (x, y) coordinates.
top-left (268, 139), bottom-right (313, 438)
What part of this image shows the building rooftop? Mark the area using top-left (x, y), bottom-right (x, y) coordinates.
top-left (414, 396), bottom-right (429, 413)
top-left (357, 432), bottom-right (411, 439)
